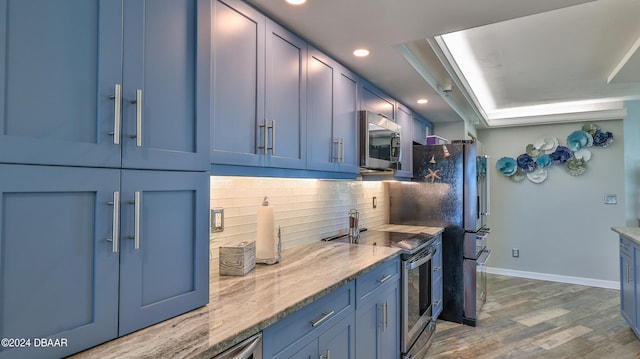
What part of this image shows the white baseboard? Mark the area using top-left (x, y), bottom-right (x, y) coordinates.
top-left (486, 266), bottom-right (619, 290)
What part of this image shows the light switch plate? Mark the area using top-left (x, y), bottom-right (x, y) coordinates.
top-left (604, 194), bottom-right (617, 204)
top-left (211, 208), bottom-right (224, 232)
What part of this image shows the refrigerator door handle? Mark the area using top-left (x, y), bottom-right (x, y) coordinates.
top-left (482, 155), bottom-right (490, 216)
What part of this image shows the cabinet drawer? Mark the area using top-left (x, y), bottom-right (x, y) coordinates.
top-left (264, 281), bottom-right (354, 355)
top-left (357, 257), bottom-right (400, 301)
top-left (621, 237), bottom-right (634, 258)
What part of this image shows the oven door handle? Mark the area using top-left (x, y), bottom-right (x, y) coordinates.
top-left (405, 250), bottom-right (434, 270)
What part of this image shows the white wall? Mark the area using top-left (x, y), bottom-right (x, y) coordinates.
top-left (478, 119), bottom-right (625, 283)
top-left (624, 100), bottom-right (640, 226)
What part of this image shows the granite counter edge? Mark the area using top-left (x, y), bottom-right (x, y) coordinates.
top-left (613, 227), bottom-right (640, 245)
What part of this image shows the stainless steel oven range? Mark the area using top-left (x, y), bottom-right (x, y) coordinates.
top-left (400, 234), bottom-right (437, 359)
top-left (325, 230), bottom-right (438, 358)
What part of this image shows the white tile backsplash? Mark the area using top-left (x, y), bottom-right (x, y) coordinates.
top-left (210, 176), bottom-right (387, 258)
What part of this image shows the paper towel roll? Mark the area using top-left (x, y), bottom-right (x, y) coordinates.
top-left (256, 201), bottom-right (275, 263)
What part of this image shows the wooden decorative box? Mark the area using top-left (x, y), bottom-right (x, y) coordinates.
top-left (219, 241), bottom-right (256, 276)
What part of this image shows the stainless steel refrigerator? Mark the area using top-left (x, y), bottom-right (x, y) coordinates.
top-left (387, 140), bottom-right (491, 326)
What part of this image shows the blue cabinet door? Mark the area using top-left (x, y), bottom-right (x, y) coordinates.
top-left (211, 0), bottom-right (265, 167)
top-left (118, 170), bottom-right (209, 335)
top-left (0, 164), bottom-right (120, 359)
top-left (379, 282), bottom-right (400, 359)
top-left (307, 48), bottom-right (336, 172)
top-left (620, 238), bottom-right (635, 327)
top-left (333, 65), bottom-right (360, 173)
top-left (265, 20), bottom-right (307, 169)
top-left (395, 105), bottom-right (413, 178)
top-left (355, 297), bottom-right (378, 358)
top-left (355, 279), bottom-right (399, 359)
top-left (412, 113), bottom-right (429, 145)
top-left (285, 340), bottom-right (317, 359)
top-left (360, 81), bottom-right (395, 120)
top-left (122, 0), bottom-right (210, 171)
top-left (318, 314), bottom-right (355, 359)
top-left (307, 49), bottom-right (360, 174)
top-left (0, 0), bottom-right (122, 168)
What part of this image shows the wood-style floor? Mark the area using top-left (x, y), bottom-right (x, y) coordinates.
top-left (427, 274), bottom-right (640, 358)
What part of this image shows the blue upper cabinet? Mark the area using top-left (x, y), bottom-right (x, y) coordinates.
top-left (307, 48), bottom-right (335, 171)
top-left (307, 47), bottom-right (359, 173)
top-left (334, 65), bottom-right (360, 173)
top-left (360, 81), bottom-right (395, 120)
top-left (211, 0), bottom-right (265, 167)
top-left (412, 112), bottom-right (430, 145)
top-left (265, 20), bottom-right (307, 169)
top-left (212, 0), bottom-right (307, 170)
top-left (121, 0), bottom-right (210, 171)
top-left (0, 0), bottom-right (122, 168)
top-left (395, 104), bottom-right (413, 178)
top-left (0, 0), bottom-right (210, 171)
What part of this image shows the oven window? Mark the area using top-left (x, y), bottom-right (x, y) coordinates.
top-left (406, 260), bottom-right (432, 334)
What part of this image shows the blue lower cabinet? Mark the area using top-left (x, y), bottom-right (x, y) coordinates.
top-left (620, 237), bottom-right (637, 331)
top-left (280, 314), bottom-right (355, 359)
top-left (355, 258), bottom-right (400, 359)
top-left (0, 165), bottom-right (209, 358)
top-left (263, 258), bottom-right (401, 359)
top-left (118, 170), bottom-right (210, 336)
top-left (263, 281), bottom-right (355, 359)
top-left (0, 165), bottom-right (120, 359)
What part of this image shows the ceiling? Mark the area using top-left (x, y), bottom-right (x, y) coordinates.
top-left (245, 0), bottom-right (640, 129)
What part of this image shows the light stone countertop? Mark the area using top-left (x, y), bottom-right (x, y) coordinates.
top-left (370, 224), bottom-right (445, 236)
top-left (612, 227), bottom-right (640, 245)
top-left (70, 241), bottom-right (401, 359)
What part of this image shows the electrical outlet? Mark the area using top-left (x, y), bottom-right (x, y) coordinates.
top-left (372, 196), bottom-right (377, 209)
top-left (512, 248), bottom-right (519, 258)
top-left (211, 208), bottom-right (224, 233)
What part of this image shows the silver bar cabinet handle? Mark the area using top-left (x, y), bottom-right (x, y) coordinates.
top-left (107, 192), bottom-right (120, 253)
top-left (310, 310), bottom-right (334, 327)
top-left (378, 274), bottom-right (392, 284)
top-left (136, 89), bottom-right (142, 147)
top-left (384, 301), bottom-right (388, 330)
top-left (340, 138), bottom-right (345, 162)
top-left (270, 120), bottom-right (276, 155)
top-left (110, 84), bottom-right (122, 145)
top-left (134, 191), bottom-right (141, 249)
top-left (260, 119), bottom-right (268, 154)
top-left (333, 138), bottom-right (340, 161)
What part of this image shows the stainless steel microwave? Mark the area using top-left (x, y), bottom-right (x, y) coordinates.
top-left (358, 110), bottom-right (401, 170)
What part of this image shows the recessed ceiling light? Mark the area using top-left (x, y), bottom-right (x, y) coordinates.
top-left (417, 98), bottom-right (429, 104)
top-left (286, 0), bottom-right (306, 5)
top-left (353, 49), bottom-right (370, 57)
